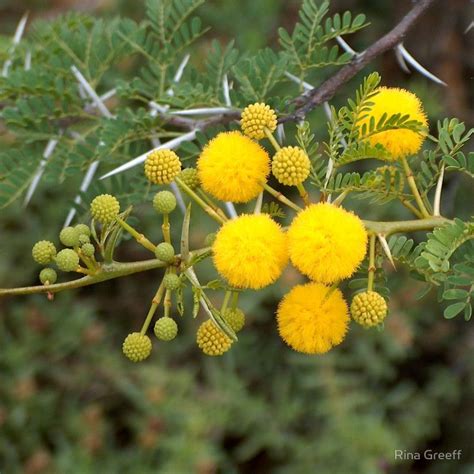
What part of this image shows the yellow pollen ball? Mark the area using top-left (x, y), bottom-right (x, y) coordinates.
top-left (144, 149), bottom-right (181, 184)
top-left (241, 102), bottom-right (278, 140)
top-left (359, 87), bottom-right (428, 159)
top-left (196, 320), bottom-right (232, 356)
top-left (350, 291), bottom-right (388, 328)
top-left (287, 203), bottom-right (368, 284)
top-left (197, 131), bottom-right (270, 203)
top-left (272, 146), bottom-right (311, 186)
top-left (212, 214), bottom-right (288, 289)
top-left (277, 282), bottom-right (350, 354)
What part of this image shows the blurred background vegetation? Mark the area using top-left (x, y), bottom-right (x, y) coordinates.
top-left (0, 1), bottom-right (473, 473)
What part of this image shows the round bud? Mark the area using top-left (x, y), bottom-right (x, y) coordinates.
top-left (59, 226), bottom-right (80, 247)
top-left (55, 249), bottom-right (80, 272)
top-left (240, 102), bottom-right (277, 140)
top-left (144, 149), bottom-right (181, 184)
top-left (90, 194), bottom-right (120, 224)
top-left (272, 146), bottom-right (311, 186)
top-left (32, 240), bottom-right (57, 265)
top-left (122, 332), bottom-right (152, 362)
top-left (154, 317), bottom-right (178, 341)
top-left (178, 168), bottom-right (200, 190)
top-left (78, 234), bottom-right (90, 245)
top-left (39, 268), bottom-right (57, 285)
top-left (155, 243), bottom-right (175, 263)
top-left (196, 320), bottom-right (232, 356)
top-left (153, 190), bottom-right (177, 214)
top-left (81, 243), bottom-right (95, 257)
top-left (350, 291), bottom-right (388, 328)
top-left (223, 308), bottom-right (245, 332)
top-left (163, 273), bottom-right (180, 291)
top-left (74, 224), bottom-right (91, 237)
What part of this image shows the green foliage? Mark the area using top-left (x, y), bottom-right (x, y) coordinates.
top-left (278, 0), bottom-right (368, 73)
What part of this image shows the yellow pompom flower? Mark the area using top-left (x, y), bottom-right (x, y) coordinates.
top-left (360, 87), bottom-right (428, 159)
top-left (287, 203), bottom-right (368, 284)
top-left (144, 149), bottom-right (181, 184)
top-left (241, 102), bottom-right (278, 140)
top-left (212, 214), bottom-right (288, 289)
top-left (277, 282), bottom-right (349, 354)
top-left (272, 146), bottom-right (311, 185)
top-left (197, 131), bottom-right (270, 202)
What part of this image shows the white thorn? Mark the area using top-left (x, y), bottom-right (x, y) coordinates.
top-left (396, 44), bottom-right (447, 86)
top-left (100, 131), bottom-right (198, 180)
top-left (149, 101), bottom-right (170, 114)
top-left (277, 124), bottom-right (285, 144)
top-left (171, 107), bottom-right (234, 116)
top-left (224, 202), bottom-right (238, 219)
top-left (24, 50), bottom-right (31, 71)
top-left (377, 234), bottom-right (396, 270)
top-left (166, 54), bottom-right (191, 96)
top-left (433, 163), bottom-right (445, 217)
top-left (173, 54), bottom-right (190, 83)
top-left (285, 71), bottom-right (314, 91)
top-left (2, 12), bottom-right (29, 77)
top-left (394, 46), bottom-right (411, 73)
top-left (223, 74), bottom-right (232, 106)
top-left (71, 65), bottom-right (114, 118)
top-left (335, 34), bottom-right (358, 56)
top-left (254, 192), bottom-right (263, 214)
top-left (465, 21), bottom-right (474, 33)
top-left (63, 160), bottom-right (101, 227)
top-left (24, 138), bottom-right (60, 206)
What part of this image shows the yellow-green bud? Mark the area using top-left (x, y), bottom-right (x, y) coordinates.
top-left (144, 149), bottom-right (181, 184)
top-left (350, 291), bottom-right (388, 328)
top-left (90, 194), bottom-right (120, 224)
top-left (163, 273), bottom-right (180, 291)
top-left (223, 308), bottom-right (245, 332)
top-left (55, 249), bottom-right (79, 272)
top-left (153, 190), bottom-right (177, 214)
top-left (178, 168), bottom-right (200, 190)
top-left (32, 240), bottom-right (57, 265)
top-left (39, 268), bottom-right (57, 285)
top-left (154, 317), bottom-right (178, 341)
top-left (155, 243), bottom-right (175, 263)
top-left (122, 332), bottom-right (152, 362)
top-left (196, 320), bottom-right (232, 356)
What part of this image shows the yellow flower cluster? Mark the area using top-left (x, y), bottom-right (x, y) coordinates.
top-left (197, 131), bottom-right (270, 202)
top-left (360, 87), bottom-right (428, 159)
top-left (287, 203), bottom-right (368, 284)
top-left (277, 283), bottom-right (349, 354)
top-left (212, 214), bottom-right (288, 289)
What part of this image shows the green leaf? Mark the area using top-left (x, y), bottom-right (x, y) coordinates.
top-left (444, 302), bottom-right (466, 319)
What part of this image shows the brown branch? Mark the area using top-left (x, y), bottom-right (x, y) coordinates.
top-left (280, 0), bottom-right (437, 123)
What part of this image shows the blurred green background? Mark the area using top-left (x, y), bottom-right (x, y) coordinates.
top-left (1, 1), bottom-right (473, 473)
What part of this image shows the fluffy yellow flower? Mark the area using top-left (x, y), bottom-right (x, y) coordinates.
top-left (212, 214), bottom-right (288, 289)
top-left (197, 131), bottom-right (270, 202)
top-left (287, 203), bottom-right (368, 284)
top-left (360, 87), bottom-right (428, 159)
top-left (277, 282), bottom-right (349, 354)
